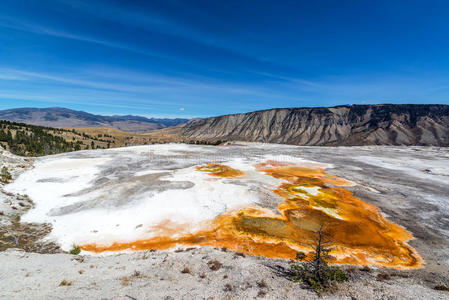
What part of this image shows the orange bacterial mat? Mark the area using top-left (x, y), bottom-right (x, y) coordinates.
top-left (81, 161), bottom-right (421, 269)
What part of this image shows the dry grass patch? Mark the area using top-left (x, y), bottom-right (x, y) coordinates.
top-left (121, 276), bottom-right (130, 286)
top-left (59, 279), bottom-right (72, 286)
top-left (257, 290), bottom-right (267, 297)
top-left (207, 260), bottom-right (222, 271)
top-left (257, 279), bottom-right (268, 288)
top-left (435, 285), bottom-right (449, 291)
top-left (233, 251), bottom-right (245, 258)
top-left (132, 270), bottom-right (144, 278)
top-left (376, 273), bottom-right (391, 281)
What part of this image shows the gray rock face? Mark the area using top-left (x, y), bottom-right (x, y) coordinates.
top-left (181, 104), bottom-right (449, 146)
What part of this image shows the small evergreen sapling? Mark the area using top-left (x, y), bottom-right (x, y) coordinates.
top-left (291, 224), bottom-right (348, 294)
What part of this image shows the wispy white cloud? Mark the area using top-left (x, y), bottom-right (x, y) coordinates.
top-left (0, 66), bottom-right (303, 119)
top-left (0, 68), bottom-right (172, 93)
top-left (3, 64), bottom-right (448, 115)
top-left (0, 73), bottom-right (28, 81)
top-left (0, 67), bottom-right (293, 101)
top-left (0, 2), bottom-right (290, 78)
top-left (0, 91), bottom-right (171, 110)
top-left (248, 70), bottom-right (321, 88)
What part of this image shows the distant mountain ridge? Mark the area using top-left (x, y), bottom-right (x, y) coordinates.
top-left (180, 104), bottom-right (449, 146)
top-left (0, 107), bottom-right (189, 133)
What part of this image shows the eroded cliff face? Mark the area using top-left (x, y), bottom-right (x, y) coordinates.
top-left (181, 104), bottom-right (449, 146)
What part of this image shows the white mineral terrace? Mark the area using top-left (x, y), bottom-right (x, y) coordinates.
top-left (6, 144), bottom-right (329, 252)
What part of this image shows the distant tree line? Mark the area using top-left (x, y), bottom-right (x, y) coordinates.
top-left (186, 140), bottom-right (226, 146)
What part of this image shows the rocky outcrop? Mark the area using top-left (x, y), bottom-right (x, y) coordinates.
top-left (181, 104), bottom-right (449, 146)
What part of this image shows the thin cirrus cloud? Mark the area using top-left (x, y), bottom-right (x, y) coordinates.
top-left (0, 16), bottom-right (172, 62)
top-left (0, 67), bottom-right (290, 99)
top-left (0, 66), bottom-right (303, 117)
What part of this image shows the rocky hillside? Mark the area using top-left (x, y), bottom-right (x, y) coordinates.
top-left (181, 104), bottom-right (449, 146)
top-left (0, 107), bottom-right (188, 133)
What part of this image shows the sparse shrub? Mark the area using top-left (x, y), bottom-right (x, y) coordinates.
top-left (296, 251), bottom-right (306, 260)
top-left (199, 272), bottom-right (206, 279)
top-left (292, 257), bottom-right (348, 294)
top-left (69, 245), bottom-right (81, 255)
top-left (224, 283), bottom-right (233, 292)
top-left (181, 267), bottom-right (191, 274)
top-left (1, 166), bottom-right (12, 184)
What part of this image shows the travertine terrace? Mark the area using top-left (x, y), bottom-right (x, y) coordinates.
top-left (1, 143), bottom-right (449, 299)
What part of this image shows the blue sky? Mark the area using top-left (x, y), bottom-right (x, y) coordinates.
top-left (0, 0), bottom-right (448, 118)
